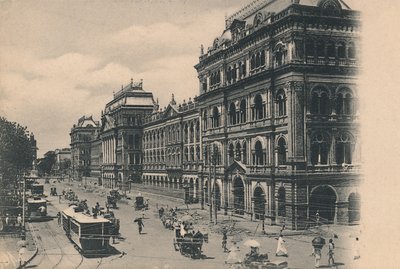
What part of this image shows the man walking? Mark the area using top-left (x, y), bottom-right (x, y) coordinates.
top-left (222, 230), bottom-right (228, 252)
top-left (328, 239), bottom-right (335, 267)
top-left (135, 218), bottom-right (144, 234)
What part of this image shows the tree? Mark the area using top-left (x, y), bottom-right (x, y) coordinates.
top-left (0, 117), bottom-right (33, 183)
top-left (37, 151), bottom-right (56, 176)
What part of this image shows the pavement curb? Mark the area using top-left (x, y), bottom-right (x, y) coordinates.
top-left (16, 224), bottom-right (39, 269)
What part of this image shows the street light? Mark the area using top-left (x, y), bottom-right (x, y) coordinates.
top-left (261, 193), bottom-right (266, 234)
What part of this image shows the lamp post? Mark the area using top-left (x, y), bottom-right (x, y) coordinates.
top-left (198, 161), bottom-right (204, 210)
top-left (261, 193), bottom-right (266, 234)
top-left (211, 144), bottom-right (218, 225)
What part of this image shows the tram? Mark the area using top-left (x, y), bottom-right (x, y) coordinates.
top-left (27, 197), bottom-right (50, 221)
top-left (61, 205), bottom-right (112, 254)
top-left (31, 183), bottom-right (45, 197)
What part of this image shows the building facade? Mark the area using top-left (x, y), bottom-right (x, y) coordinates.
top-left (100, 80), bottom-right (156, 190)
top-left (142, 95), bottom-right (201, 202)
top-left (193, 0), bottom-right (361, 229)
top-left (70, 116), bottom-right (100, 179)
top-left (75, 0), bottom-right (361, 229)
top-left (54, 148), bottom-right (71, 175)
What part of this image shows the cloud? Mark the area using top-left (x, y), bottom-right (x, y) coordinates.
top-left (0, 48), bottom-right (137, 154)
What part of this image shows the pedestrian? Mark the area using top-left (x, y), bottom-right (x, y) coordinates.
top-left (136, 218), bottom-right (144, 234)
top-left (59, 194), bottom-right (62, 203)
top-left (276, 234), bottom-right (288, 257)
top-left (327, 238), bottom-right (335, 267)
top-left (18, 245), bottom-right (27, 267)
top-left (313, 246), bottom-right (322, 268)
top-left (57, 212), bottom-right (61, 225)
top-left (17, 214), bottom-right (22, 229)
top-left (353, 237), bottom-right (360, 260)
top-left (222, 230), bottom-right (228, 252)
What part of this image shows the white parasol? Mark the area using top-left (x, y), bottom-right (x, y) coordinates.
top-left (243, 239), bottom-right (260, 248)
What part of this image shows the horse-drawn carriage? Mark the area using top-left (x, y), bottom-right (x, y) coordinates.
top-left (133, 194), bottom-right (148, 211)
top-left (106, 190), bottom-right (121, 209)
top-left (173, 230), bottom-right (208, 259)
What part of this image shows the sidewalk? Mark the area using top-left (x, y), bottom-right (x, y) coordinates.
top-left (0, 226), bottom-right (38, 269)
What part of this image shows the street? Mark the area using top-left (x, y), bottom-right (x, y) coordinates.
top-left (27, 178), bottom-right (362, 269)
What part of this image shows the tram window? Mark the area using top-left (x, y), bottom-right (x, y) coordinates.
top-left (81, 223), bottom-right (102, 236)
top-left (71, 222), bottom-right (79, 235)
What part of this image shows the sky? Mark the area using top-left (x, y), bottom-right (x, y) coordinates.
top-left (0, 0), bottom-right (361, 157)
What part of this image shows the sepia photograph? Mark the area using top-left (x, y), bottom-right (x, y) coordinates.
top-left (1, 0), bottom-right (398, 268)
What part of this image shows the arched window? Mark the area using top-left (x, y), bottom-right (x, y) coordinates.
top-left (251, 55), bottom-right (255, 70)
top-left (212, 107), bottom-right (220, 128)
top-left (242, 141), bottom-right (247, 164)
top-left (316, 40), bottom-right (325, 57)
top-left (306, 40), bottom-right (314, 57)
top-left (190, 147), bottom-right (194, 162)
top-left (336, 132), bottom-right (354, 165)
top-left (261, 50), bottom-right (266, 66)
top-left (276, 91), bottom-right (286, 116)
top-left (227, 66), bottom-right (232, 83)
top-left (190, 123), bottom-right (194, 143)
top-left (184, 147), bottom-right (188, 162)
top-left (241, 61), bottom-right (247, 77)
top-left (240, 99), bottom-right (247, 123)
top-left (203, 110), bottom-right (208, 130)
top-left (310, 89), bottom-right (330, 115)
top-left (229, 102), bottom-right (237, 125)
top-left (184, 124), bottom-right (188, 143)
top-left (320, 92), bottom-right (330, 115)
top-left (196, 121), bottom-right (200, 141)
top-left (253, 94), bottom-right (264, 120)
top-left (348, 43), bottom-right (356, 59)
top-left (196, 145), bottom-right (200, 161)
top-left (311, 133), bottom-right (329, 165)
top-left (277, 137), bottom-right (286, 165)
top-left (232, 64), bottom-right (237, 81)
top-left (204, 146), bottom-right (208, 165)
top-left (344, 93), bottom-right (354, 115)
top-left (337, 42), bottom-right (346, 58)
top-left (255, 53), bottom-right (261, 68)
top-left (326, 41), bottom-right (335, 58)
top-left (254, 141), bottom-right (264, 165)
top-left (337, 90), bottom-right (354, 115)
top-left (236, 143), bottom-right (241, 162)
top-left (275, 48), bottom-right (284, 67)
top-left (228, 143), bottom-right (235, 164)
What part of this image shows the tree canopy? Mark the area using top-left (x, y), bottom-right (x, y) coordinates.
top-left (0, 117), bottom-right (34, 182)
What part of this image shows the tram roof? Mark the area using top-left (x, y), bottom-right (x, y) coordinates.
top-left (27, 198), bottom-right (47, 203)
top-left (62, 206), bottom-right (110, 224)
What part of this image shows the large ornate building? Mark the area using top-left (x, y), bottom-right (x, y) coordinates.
top-left (99, 80), bottom-right (156, 189)
top-left (193, 0), bottom-right (361, 229)
top-left (70, 116), bottom-right (100, 179)
top-left (73, 0), bottom-right (361, 229)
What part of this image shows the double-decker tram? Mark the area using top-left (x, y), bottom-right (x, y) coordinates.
top-left (27, 197), bottom-right (50, 221)
top-left (61, 205), bottom-right (112, 255)
top-left (31, 183), bottom-right (45, 197)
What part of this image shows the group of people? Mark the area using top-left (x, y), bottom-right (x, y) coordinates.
top-left (0, 213), bottom-right (23, 231)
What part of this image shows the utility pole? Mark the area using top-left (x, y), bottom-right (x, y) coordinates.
top-left (208, 145), bottom-right (212, 224)
top-left (213, 149), bottom-right (217, 225)
top-left (22, 175), bottom-right (26, 229)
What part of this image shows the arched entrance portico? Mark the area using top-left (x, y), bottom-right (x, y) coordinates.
top-left (233, 176), bottom-right (245, 215)
top-left (309, 185), bottom-right (337, 223)
top-left (253, 186), bottom-right (265, 220)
